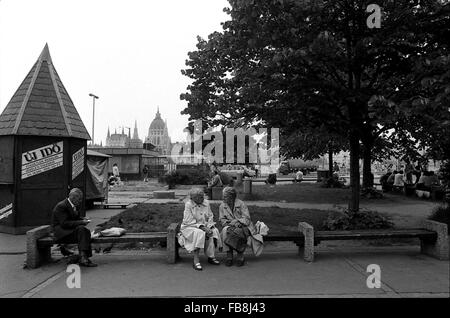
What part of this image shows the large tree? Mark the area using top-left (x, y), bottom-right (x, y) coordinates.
top-left (181, 0), bottom-right (449, 211)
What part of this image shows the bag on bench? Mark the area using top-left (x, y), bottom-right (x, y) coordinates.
top-left (224, 226), bottom-right (251, 253)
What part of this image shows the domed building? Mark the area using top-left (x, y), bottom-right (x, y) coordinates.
top-left (145, 107), bottom-right (171, 155)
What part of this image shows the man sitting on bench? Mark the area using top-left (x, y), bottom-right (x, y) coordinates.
top-left (52, 188), bottom-right (97, 267)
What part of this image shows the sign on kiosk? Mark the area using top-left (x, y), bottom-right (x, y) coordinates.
top-left (72, 147), bottom-right (85, 180)
top-left (21, 141), bottom-right (64, 179)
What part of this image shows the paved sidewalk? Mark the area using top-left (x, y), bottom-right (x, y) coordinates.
top-left (3, 245), bottom-right (447, 298)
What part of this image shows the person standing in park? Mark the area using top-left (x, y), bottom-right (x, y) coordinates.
top-left (333, 161), bottom-right (340, 173)
top-left (112, 163), bottom-right (120, 179)
top-left (143, 165), bottom-right (149, 182)
top-left (205, 170), bottom-right (223, 198)
top-left (404, 158), bottom-right (415, 184)
top-left (52, 188), bottom-right (97, 267)
top-left (178, 188), bottom-right (221, 271)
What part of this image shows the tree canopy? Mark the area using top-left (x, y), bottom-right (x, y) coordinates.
top-left (181, 0), bottom-right (450, 211)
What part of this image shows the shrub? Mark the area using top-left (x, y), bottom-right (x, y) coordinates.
top-left (439, 160), bottom-right (450, 185)
top-left (361, 187), bottom-right (384, 199)
top-left (320, 177), bottom-right (345, 188)
top-left (428, 204), bottom-right (450, 233)
top-left (160, 169), bottom-right (209, 188)
top-left (323, 207), bottom-right (394, 231)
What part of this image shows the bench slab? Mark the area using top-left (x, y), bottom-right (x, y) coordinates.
top-left (37, 232), bottom-right (167, 247)
top-left (315, 229), bottom-right (437, 241)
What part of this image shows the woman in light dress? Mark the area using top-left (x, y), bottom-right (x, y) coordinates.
top-left (179, 188), bottom-right (221, 270)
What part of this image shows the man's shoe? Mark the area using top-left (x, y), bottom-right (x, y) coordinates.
top-left (208, 257), bottom-right (220, 265)
top-left (67, 255), bottom-right (81, 264)
top-left (79, 258), bottom-right (98, 267)
top-left (59, 245), bottom-right (74, 256)
top-left (225, 259), bottom-right (233, 267)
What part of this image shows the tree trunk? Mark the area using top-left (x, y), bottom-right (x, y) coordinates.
top-left (348, 134), bottom-right (360, 212)
top-left (362, 143), bottom-right (373, 188)
top-left (328, 142), bottom-right (333, 176)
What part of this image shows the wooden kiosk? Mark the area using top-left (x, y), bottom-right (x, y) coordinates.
top-left (0, 44), bottom-right (91, 234)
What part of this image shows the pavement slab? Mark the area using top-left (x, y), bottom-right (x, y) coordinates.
top-left (20, 246), bottom-right (449, 298)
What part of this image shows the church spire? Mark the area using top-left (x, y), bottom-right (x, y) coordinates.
top-left (133, 120), bottom-right (139, 139)
top-left (107, 127), bottom-right (110, 138)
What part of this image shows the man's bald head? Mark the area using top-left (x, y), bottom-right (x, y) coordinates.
top-left (69, 188), bottom-right (83, 206)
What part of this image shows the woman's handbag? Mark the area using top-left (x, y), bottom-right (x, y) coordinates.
top-left (224, 225), bottom-right (250, 253)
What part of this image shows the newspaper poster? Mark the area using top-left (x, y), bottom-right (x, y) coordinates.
top-left (21, 142), bottom-right (64, 179)
top-left (72, 147), bottom-right (85, 180)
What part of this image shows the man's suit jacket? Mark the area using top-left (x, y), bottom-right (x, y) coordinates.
top-left (52, 199), bottom-right (85, 240)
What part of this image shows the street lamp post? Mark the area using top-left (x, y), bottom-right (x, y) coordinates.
top-left (89, 93), bottom-right (99, 145)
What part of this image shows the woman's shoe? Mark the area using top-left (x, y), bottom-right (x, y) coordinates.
top-left (193, 262), bottom-right (203, 271)
top-left (208, 258), bottom-right (220, 265)
top-left (225, 250), bottom-right (233, 266)
top-left (236, 259), bottom-right (245, 267)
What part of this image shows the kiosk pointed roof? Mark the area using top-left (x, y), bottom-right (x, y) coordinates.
top-left (0, 44), bottom-right (91, 139)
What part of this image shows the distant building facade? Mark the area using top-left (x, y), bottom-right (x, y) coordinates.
top-left (105, 121), bottom-right (143, 149)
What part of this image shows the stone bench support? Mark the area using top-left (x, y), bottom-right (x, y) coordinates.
top-left (167, 223), bottom-right (180, 263)
top-left (26, 225), bottom-right (52, 269)
top-left (298, 222), bottom-right (314, 262)
top-left (421, 220), bottom-right (449, 260)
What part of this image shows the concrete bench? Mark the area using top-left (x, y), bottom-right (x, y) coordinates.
top-left (166, 222), bottom-right (306, 263)
top-left (154, 190), bottom-right (176, 199)
top-left (298, 220), bottom-right (449, 262)
top-left (250, 177), bottom-right (316, 183)
top-left (26, 225), bottom-right (169, 269)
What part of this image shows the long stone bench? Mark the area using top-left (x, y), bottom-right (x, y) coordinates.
top-left (26, 225), bottom-right (169, 269)
top-left (298, 220), bottom-right (449, 262)
top-left (249, 177), bottom-right (317, 183)
top-left (166, 222), bottom-right (305, 263)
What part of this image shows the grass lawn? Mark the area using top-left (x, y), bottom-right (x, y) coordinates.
top-left (241, 183), bottom-right (351, 204)
top-left (97, 202), bottom-right (341, 233)
top-left (239, 182), bottom-right (426, 205)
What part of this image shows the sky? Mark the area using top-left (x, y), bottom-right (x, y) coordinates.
top-left (0, 0), bottom-right (230, 144)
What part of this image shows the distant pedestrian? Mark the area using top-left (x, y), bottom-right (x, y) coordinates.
top-left (113, 163), bottom-right (120, 179)
top-left (143, 165), bottom-right (149, 182)
top-left (333, 162), bottom-right (340, 172)
top-left (293, 169), bottom-right (303, 183)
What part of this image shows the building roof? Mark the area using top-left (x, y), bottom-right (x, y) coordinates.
top-left (87, 149), bottom-right (111, 158)
top-left (0, 44), bottom-right (91, 139)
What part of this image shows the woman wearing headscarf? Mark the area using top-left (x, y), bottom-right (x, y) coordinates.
top-left (179, 188), bottom-right (221, 271)
top-left (219, 187), bottom-right (263, 266)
